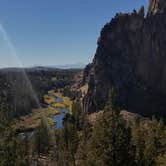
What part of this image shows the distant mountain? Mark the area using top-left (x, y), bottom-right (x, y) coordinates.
top-left (51, 63), bottom-right (86, 69)
top-left (0, 66), bottom-right (57, 73)
top-left (0, 65), bottom-right (85, 73)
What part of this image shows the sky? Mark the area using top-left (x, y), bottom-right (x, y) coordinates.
top-left (0, 0), bottom-right (147, 68)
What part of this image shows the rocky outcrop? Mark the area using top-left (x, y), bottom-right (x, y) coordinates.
top-left (148, 0), bottom-right (166, 16)
top-left (83, 1), bottom-right (166, 116)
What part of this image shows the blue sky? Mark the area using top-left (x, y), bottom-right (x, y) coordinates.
top-left (0, 0), bottom-right (147, 67)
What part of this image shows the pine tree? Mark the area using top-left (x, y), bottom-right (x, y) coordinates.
top-left (132, 120), bottom-right (146, 166)
top-left (0, 103), bottom-right (28, 166)
top-left (87, 110), bottom-right (134, 166)
top-left (105, 88), bottom-right (117, 111)
top-left (132, 117), bottom-right (166, 166)
top-left (76, 117), bottom-right (92, 166)
top-left (33, 119), bottom-right (50, 156)
top-left (143, 117), bottom-right (165, 166)
top-left (0, 125), bottom-right (28, 166)
top-left (72, 100), bottom-right (82, 129)
top-left (54, 116), bottom-right (79, 166)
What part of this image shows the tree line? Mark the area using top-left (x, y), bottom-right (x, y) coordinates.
top-left (0, 93), bottom-right (166, 165)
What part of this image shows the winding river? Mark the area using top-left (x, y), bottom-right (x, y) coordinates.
top-left (47, 94), bottom-right (68, 129)
top-left (53, 107), bottom-right (67, 128)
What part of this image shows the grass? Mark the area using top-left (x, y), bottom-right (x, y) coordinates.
top-left (14, 107), bottom-right (60, 130)
top-left (14, 89), bottom-right (73, 130)
top-left (51, 77), bottom-right (57, 81)
top-left (44, 95), bottom-right (55, 104)
top-left (50, 91), bottom-right (73, 113)
top-left (52, 103), bottom-right (65, 108)
top-left (47, 90), bottom-right (72, 111)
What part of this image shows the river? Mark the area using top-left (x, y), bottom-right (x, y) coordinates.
top-left (47, 94), bottom-right (68, 129)
top-left (53, 107), bottom-right (67, 128)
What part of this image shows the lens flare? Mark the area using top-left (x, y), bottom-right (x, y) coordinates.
top-left (0, 24), bottom-right (41, 109)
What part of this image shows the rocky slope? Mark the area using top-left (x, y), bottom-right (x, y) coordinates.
top-left (83, 0), bottom-right (166, 116)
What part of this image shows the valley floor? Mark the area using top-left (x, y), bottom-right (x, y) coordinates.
top-left (14, 89), bottom-right (72, 131)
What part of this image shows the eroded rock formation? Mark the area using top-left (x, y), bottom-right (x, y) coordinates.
top-left (148, 0), bottom-right (166, 16)
top-left (83, 0), bottom-right (166, 116)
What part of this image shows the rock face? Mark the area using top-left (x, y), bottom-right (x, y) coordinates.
top-left (83, 0), bottom-right (166, 116)
top-left (148, 0), bottom-right (166, 16)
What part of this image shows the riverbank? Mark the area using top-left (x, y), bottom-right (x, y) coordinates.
top-left (48, 90), bottom-right (73, 113)
top-left (45, 90), bottom-right (72, 128)
top-left (14, 107), bottom-right (60, 130)
top-left (14, 90), bottom-right (72, 130)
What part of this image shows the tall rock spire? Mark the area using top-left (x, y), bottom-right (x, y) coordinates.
top-left (148, 0), bottom-right (166, 16)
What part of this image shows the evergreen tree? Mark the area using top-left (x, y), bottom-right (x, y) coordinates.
top-left (33, 119), bottom-right (50, 156)
top-left (72, 100), bottom-right (82, 129)
top-left (132, 117), bottom-right (166, 166)
top-left (132, 120), bottom-right (146, 166)
top-left (0, 103), bottom-right (28, 166)
top-left (76, 117), bottom-right (92, 166)
top-left (143, 117), bottom-right (165, 166)
top-left (54, 116), bottom-right (79, 166)
top-left (0, 125), bottom-right (28, 166)
top-left (156, 153), bottom-right (166, 166)
top-left (105, 88), bottom-right (117, 111)
top-left (87, 110), bottom-right (134, 166)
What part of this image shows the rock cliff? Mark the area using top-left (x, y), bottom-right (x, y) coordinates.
top-left (83, 0), bottom-right (166, 116)
top-left (148, 0), bottom-right (166, 16)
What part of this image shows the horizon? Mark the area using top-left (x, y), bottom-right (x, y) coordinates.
top-left (0, 62), bottom-right (86, 69)
top-left (0, 0), bottom-right (147, 68)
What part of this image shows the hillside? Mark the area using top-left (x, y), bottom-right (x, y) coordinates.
top-left (0, 67), bottom-right (81, 118)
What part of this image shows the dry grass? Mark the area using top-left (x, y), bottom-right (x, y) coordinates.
top-left (49, 91), bottom-right (73, 113)
top-left (14, 107), bottom-right (60, 130)
top-left (44, 95), bottom-right (55, 104)
top-left (14, 89), bottom-right (73, 130)
top-left (52, 103), bottom-right (65, 108)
